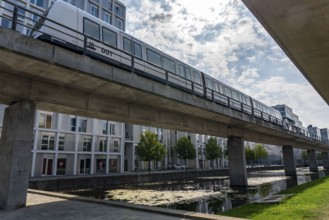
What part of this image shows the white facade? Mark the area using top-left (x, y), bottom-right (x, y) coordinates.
top-left (0, 0), bottom-right (126, 33)
top-left (0, 104), bottom-right (228, 177)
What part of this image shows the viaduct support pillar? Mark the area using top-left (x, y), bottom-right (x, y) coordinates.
top-left (322, 152), bottom-right (329, 170)
top-left (228, 136), bottom-right (247, 186)
top-left (308, 150), bottom-right (318, 172)
top-left (0, 101), bottom-right (36, 210)
top-left (283, 146), bottom-right (296, 176)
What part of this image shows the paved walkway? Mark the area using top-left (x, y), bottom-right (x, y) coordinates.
top-left (0, 190), bottom-right (245, 220)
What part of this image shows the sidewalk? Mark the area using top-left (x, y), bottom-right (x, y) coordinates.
top-left (0, 190), bottom-right (246, 220)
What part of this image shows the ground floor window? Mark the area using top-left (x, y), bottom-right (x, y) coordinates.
top-left (79, 158), bottom-right (91, 175)
top-left (56, 158), bottom-right (66, 175)
top-left (96, 159), bottom-right (106, 173)
top-left (42, 158), bottom-right (53, 175)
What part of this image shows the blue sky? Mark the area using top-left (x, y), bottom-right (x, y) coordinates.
top-left (121, 0), bottom-right (329, 129)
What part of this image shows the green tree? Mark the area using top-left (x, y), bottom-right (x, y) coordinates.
top-left (302, 150), bottom-right (308, 163)
top-left (136, 131), bottom-right (166, 173)
top-left (175, 137), bottom-right (196, 169)
top-left (254, 143), bottom-right (269, 166)
top-left (245, 145), bottom-right (255, 166)
top-left (205, 137), bottom-right (222, 169)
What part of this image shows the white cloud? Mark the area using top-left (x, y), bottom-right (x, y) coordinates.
top-left (121, 0), bottom-right (329, 130)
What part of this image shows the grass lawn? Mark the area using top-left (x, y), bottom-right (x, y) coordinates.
top-left (221, 175), bottom-right (329, 220)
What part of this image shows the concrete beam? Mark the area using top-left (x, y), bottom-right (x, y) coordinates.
top-left (0, 29), bottom-right (327, 151)
top-left (0, 101), bottom-right (35, 210)
top-left (282, 146), bottom-right (296, 176)
top-left (322, 152), bottom-right (329, 170)
top-left (228, 137), bottom-right (247, 186)
top-left (307, 150), bottom-right (318, 172)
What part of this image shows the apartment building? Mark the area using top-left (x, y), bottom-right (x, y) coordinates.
top-left (0, 0), bottom-right (126, 33)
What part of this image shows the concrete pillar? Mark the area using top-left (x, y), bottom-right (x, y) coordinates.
top-left (282, 146), bottom-right (296, 176)
top-left (227, 136), bottom-right (247, 186)
top-left (0, 101), bottom-right (36, 210)
top-left (322, 152), bottom-right (329, 170)
top-left (308, 149), bottom-right (318, 172)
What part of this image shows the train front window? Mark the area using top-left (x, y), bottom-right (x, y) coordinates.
top-left (83, 18), bottom-right (100, 40)
top-left (163, 57), bottom-right (175, 73)
top-left (123, 37), bottom-right (132, 54)
top-left (102, 27), bottom-right (117, 47)
top-left (146, 49), bottom-right (161, 67)
top-left (133, 42), bottom-right (142, 58)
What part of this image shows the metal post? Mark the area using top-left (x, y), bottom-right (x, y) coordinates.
top-left (11, 6), bottom-right (18, 31)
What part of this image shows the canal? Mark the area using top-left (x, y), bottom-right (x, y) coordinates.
top-left (65, 167), bottom-right (328, 214)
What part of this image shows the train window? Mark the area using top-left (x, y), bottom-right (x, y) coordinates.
top-left (83, 18), bottom-right (100, 40)
top-left (185, 67), bottom-right (191, 80)
top-left (178, 65), bottom-right (185, 77)
top-left (218, 84), bottom-right (223, 94)
top-left (193, 72), bottom-right (201, 84)
top-left (134, 42), bottom-right (142, 58)
top-left (163, 57), bottom-right (176, 73)
top-left (232, 90), bottom-right (238, 100)
top-left (123, 37), bottom-right (132, 53)
top-left (224, 87), bottom-right (231, 97)
top-left (102, 27), bottom-right (117, 48)
top-left (206, 78), bottom-right (213, 89)
top-left (146, 49), bottom-right (161, 67)
top-left (213, 82), bottom-right (219, 92)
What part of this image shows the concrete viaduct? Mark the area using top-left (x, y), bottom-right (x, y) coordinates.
top-left (0, 27), bottom-right (328, 209)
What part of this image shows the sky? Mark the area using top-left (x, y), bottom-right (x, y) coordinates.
top-left (120, 0), bottom-right (329, 129)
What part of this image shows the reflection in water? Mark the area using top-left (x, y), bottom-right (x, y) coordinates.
top-left (162, 170), bottom-right (328, 214)
top-left (67, 169), bottom-right (328, 215)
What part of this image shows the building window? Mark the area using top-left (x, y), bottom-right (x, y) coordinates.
top-left (106, 0), bottom-right (112, 11)
top-left (99, 139), bottom-right (107, 152)
top-left (90, 0), bottom-right (100, 4)
top-left (90, 4), bottom-right (99, 17)
top-left (79, 158), bottom-right (91, 174)
top-left (58, 135), bottom-right (65, 151)
top-left (0, 18), bottom-right (11, 29)
top-left (82, 137), bottom-right (92, 152)
top-left (64, 0), bottom-right (75, 5)
top-left (109, 123), bottom-right (115, 135)
top-left (70, 116), bottom-right (76, 131)
top-left (41, 135), bottom-right (55, 150)
top-left (102, 121), bottom-right (108, 135)
top-left (39, 113), bottom-right (53, 129)
top-left (96, 159), bottom-right (106, 173)
top-left (56, 158), bottom-right (66, 175)
top-left (114, 5), bottom-right (121, 16)
top-left (116, 18), bottom-right (123, 30)
top-left (79, 119), bottom-right (87, 132)
top-left (113, 139), bottom-right (119, 152)
top-left (42, 158), bottom-right (53, 175)
top-left (30, 0), bottom-right (44, 8)
top-left (103, 11), bottom-right (111, 24)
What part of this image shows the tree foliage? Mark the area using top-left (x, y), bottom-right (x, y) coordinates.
top-left (245, 145), bottom-right (255, 166)
top-left (175, 137), bottom-right (196, 168)
top-left (301, 150), bottom-right (308, 162)
top-left (205, 137), bottom-right (222, 168)
top-left (136, 131), bottom-right (166, 173)
top-left (254, 144), bottom-right (269, 165)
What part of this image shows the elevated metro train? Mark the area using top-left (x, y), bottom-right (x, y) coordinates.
top-left (31, 1), bottom-right (289, 130)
